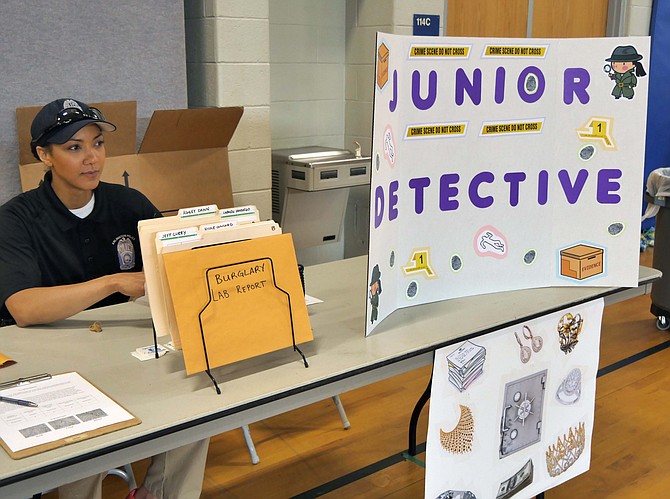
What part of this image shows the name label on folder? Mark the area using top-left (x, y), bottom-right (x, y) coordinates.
top-left (220, 205), bottom-right (255, 216)
top-left (178, 204), bottom-right (218, 218)
top-left (201, 221), bottom-right (236, 232)
top-left (157, 227), bottom-right (201, 246)
top-left (220, 205), bottom-right (259, 223)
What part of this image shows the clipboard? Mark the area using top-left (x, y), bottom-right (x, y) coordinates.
top-left (0, 372), bottom-right (140, 459)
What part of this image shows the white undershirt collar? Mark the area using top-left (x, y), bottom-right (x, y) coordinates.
top-left (69, 193), bottom-right (95, 219)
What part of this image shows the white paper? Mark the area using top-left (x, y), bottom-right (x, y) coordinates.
top-left (425, 299), bottom-right (604, 498)
top-left (305, 294), bottom-right (323, 306)
top-left (0, 372), bottom-right (135, 453)
top-left (131, 344), bottom-right (169, 361)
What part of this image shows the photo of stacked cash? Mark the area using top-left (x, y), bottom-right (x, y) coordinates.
top-left (496, 459), bottom-right (533, 499)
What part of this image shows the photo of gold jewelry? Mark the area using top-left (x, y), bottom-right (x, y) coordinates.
top-left (557, 312), bottom-right (583, 354)
top-left (522, 324), bottom-right (543, 353)
top-left (545, 422), bottom-right (586, 477)
top-left (440, 404), bottom-right (474, 454)
top-left (514, 331), bottom-right (531, 363)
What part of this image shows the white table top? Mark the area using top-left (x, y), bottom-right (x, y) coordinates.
top-left (0, 256), bottom-right (660, 497)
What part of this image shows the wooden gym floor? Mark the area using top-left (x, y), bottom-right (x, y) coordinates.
top-left (58, 249), bottom-right (670, 498)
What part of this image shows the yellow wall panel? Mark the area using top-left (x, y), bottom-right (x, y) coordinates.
top-left (532, 0), bottom-right (608, 38)
top-left (447, 0), bottom-right (529, 37)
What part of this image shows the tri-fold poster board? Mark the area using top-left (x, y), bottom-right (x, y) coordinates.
top-left (139, 204), bottom-right (312, 377)
top-left (367, 33), bottom-right (650, 336)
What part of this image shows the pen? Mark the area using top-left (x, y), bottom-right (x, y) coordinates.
top-left (0, 395), bottom-right (38, 408)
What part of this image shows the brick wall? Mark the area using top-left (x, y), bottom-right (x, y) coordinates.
top-left (185, 0), bottom-right (272, 218)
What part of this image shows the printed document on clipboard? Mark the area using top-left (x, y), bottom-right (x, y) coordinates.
top-left (0, 372), bottom-right (140, 459)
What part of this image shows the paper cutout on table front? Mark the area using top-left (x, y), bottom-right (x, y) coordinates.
top-left (425, 299), bottom-right (604, 498)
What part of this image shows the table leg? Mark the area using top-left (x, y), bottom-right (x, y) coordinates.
top-left (408, 371), bottom-right (433, 456)
top-left (241, 424), bottom-right (260, 465)
top-left (332, 395), bottom-right (351, 429)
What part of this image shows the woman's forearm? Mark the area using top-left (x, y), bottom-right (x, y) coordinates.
top-left (5, 272), bottom-right (145, 327)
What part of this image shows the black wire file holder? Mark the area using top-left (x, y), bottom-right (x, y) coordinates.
top-left (197, 256), bottom-right (309, 394)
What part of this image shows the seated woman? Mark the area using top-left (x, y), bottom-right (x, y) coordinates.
top-left (0, 98), bottom-right (208, 499)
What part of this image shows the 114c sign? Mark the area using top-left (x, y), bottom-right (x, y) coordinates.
top-left (413, 14), bottom-right (440, 36)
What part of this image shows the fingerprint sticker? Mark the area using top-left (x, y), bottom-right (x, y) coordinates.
top-left (608, 222), bottom-right (624, 236)
top-left (451, 254), bottom-right (463, 272)
top-left (579, 144), bottom-right (596, 161)
top-left (523, 249), bottom-right (536, 265)
top-left (407, 280), bottom-right (419, 299)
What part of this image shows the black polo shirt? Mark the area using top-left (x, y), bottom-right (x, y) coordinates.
top-left (0, 171), bottom-right (160, 325)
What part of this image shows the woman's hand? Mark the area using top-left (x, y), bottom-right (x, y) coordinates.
top-left (108, 272), bottom-right (146, 298)
top-left (5, 272), bottom-right (147, 327)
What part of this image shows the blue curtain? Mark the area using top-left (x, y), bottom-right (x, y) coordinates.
top-left (643, 0), bottom-right (670, 229)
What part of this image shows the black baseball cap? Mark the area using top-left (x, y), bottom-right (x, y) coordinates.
top-left (30, 98), bottom-right (116, 159)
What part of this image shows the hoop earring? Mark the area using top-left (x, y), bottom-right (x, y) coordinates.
top-left (514, 331), bottom-right (531, 363)
top-left (522, 324), bottom-right (543, 353)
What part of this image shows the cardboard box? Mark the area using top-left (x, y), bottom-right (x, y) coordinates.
top-left (560, 244), bottom-right (604, 280)
top-left (377, 42), bottom-right (389, 88)
top-left (16, 101), bottom-right (243, 214)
